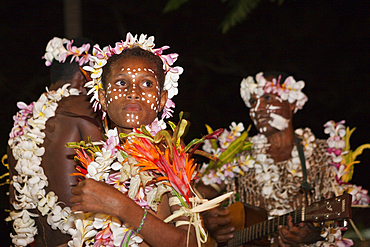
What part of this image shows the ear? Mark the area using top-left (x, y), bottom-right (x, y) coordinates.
top-left (158, 90), bottom-right (168, 112)
top-left (98, 88), bottom-right (108, 112)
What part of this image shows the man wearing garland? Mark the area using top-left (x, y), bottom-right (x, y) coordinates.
top-left (7, 37), bottom-right (103, 246)
top-left (197, 71), bottom-right (369, 246)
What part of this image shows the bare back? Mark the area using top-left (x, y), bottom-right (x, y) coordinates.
top-left (8, 94), bottom-right (103, 246)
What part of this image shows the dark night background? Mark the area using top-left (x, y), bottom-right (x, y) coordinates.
top-left (1, 0), bottom-right (370, 245)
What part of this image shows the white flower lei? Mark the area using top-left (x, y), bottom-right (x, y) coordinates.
top-left (8, 99), bottom-right (169, 247)
top-left (64, 127), bottom-right (176, 246)
top-left (7, 84), bottom-right (80, 246)
top-left (240, 72), bottom-right (308, 113)
top-left (83, 32), bottom-right (183, 112)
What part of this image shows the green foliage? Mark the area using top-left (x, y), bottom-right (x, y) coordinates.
top-left (164, 0), bottom-right (285, 33)
top-left (220, 0), bottom-right (263, 33)
top-left (163, 0), bottom-right (189, 12)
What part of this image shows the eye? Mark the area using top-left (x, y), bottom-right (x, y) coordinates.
top-left (263, 94), bottom-right (273, 101)
top-left (142, 80), bottom-right (153, 87)
top-left (249, 98), bottom-right (256, 106)
top-left (115, 80), bottom-right (127, 86)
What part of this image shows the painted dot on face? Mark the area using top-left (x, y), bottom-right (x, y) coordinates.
top-left (124, 89), bottom-right (128, 92)
top-left (127, 68), bottom-right (130, 71)
top-left (113, 89), bottom-right (116, 91)
top-left (115, 96), bottom-right (118, 100)
top-left (142, 97), bottom-right (145, 101)
top-left (138, 68), bottom-right (141, 71)
top-left (133, 69), bottom-right (136, 72)
top-left (127, 119), bottom-right (130, 123)
top-left (154, 106), bottom-right (157, 111)
top-left (147, 100), bottom-right (150, 103)
top-left (128, 71), bottom-right (132, 74)
top-left (119, 94), bottom-right (122, 97)
top-left (148, 94), bottom-right (152, 97)
top-left (133, 79), bottom-right (135, 82)
top-left (118, 89), bottom-right (121, 92)
top-left (151, 103), bottom-right (154, 109)
top-left (110, 98), bottom-right (112, 102)
top-left (144, 68), bottom-right (147, 71)
top-left (148, 69), bottom-right (154, 73)
top-left (123, 94), bottom-right (126, 97)
top-left (126, 114), bottom-right (130, 116)
top-left (135, 116), bottom-right (138, 119)
top-left (142, 92), bottom-right (145, 95)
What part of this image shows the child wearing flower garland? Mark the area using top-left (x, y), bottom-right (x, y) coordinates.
top-left (67, 34), bottom-right (207, 247)
top-left (7, 37), bottom-right (103, 246)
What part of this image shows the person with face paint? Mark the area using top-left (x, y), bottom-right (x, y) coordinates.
top-left (63, 33), bottom-right (215, 247)
top-left (6, 37), bottom-right (103, 247)
top-left (197, 72), bottom-right (369, 247)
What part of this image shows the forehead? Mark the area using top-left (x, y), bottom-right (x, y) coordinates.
top-left (250, 93), bottom-right (286, 106)
top-left (110, 57), bottom-right (157, 75)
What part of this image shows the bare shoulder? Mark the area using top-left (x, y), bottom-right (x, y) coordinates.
top-left (57, 94), bottom-right (97, 117)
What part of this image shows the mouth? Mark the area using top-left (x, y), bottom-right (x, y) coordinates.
top-left (256, 116), bottom-right (270, 124)
top-left (123, 104), bottom-right (142, 111)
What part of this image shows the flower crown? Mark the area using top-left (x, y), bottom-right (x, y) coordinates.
top-left (42, 37), bottom-right (93, 67)
top-left (240, 72), bottom-right (308, 113)
top-left (83, 32), bottom-right (184, 114)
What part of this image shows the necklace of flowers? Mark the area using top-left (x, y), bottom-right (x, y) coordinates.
top-left (82, 32), bottom-right (182, 117)
top-left (199, 122), bottom-right (318, 191)
top-left (6, 84), bottom-right (80, 247)
top-left (64, 112), bottom-right (231, 247)
top-left (240, 72), bottom-right (308, 113)
top-left (324, 120), bottom-right (370, 206)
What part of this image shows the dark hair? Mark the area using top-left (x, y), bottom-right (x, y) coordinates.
top-left (262, 71), bottom-right (289, 85)
top-left (101, 46), bottom-right (165, 91)
top-left (49, 37), bottom-right (95, 84)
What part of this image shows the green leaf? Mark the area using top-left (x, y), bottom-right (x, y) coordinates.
top-left (119, 133), bottom-right (154, 142)
top-left (352, 144), bottom-right (370, 162)
top-left (163, 0), bottom-right (188, 13)
top-left (168, 121), bottom-right (177, 131)
top-left (217, 130), bottom-right (249, 168)
top-left (184, 137), bottom-right (204, 152)
top-left (140, 125), bottom-right (153, 137)
top-left (192, 150), bottom-right (219, 161)
top-left (220, 0), bottom-right (263, 33)
top-left (154, 130), bottom-right (174, 156)
top-left (205, 124), bottom-right (218, 151)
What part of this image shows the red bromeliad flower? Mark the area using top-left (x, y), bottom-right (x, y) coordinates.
top-left (71, 149), bottom-right (94, 178)
top-left (123, 136), bottom-right (196, 205)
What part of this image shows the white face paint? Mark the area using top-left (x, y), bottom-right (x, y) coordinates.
top-left (103, 57), bottom-right (165, 133)
top-left (268, 113), bottom-right (290, 131)
top-left (249, 93), bottom-right (291, 134)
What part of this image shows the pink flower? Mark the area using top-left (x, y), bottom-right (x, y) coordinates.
top-left (94, 226), bottom-right (114, 247)
top-left (161, 99), bottom-right (175, 120)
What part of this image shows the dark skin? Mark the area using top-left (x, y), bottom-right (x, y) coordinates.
top-left (8, 70), bottom-right (103, 247)
top-left (198, 77), bottom-right (320, 246)
top-left (69, 57), bottom-right (198, 247)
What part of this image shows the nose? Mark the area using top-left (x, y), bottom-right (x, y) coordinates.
top-left (126, 85), bottom-right (140, 100)
top-left (251, 98), bottom-right (266, 113)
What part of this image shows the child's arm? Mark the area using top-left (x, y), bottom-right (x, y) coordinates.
top-left (70, 178), bottom-right (198, 247)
